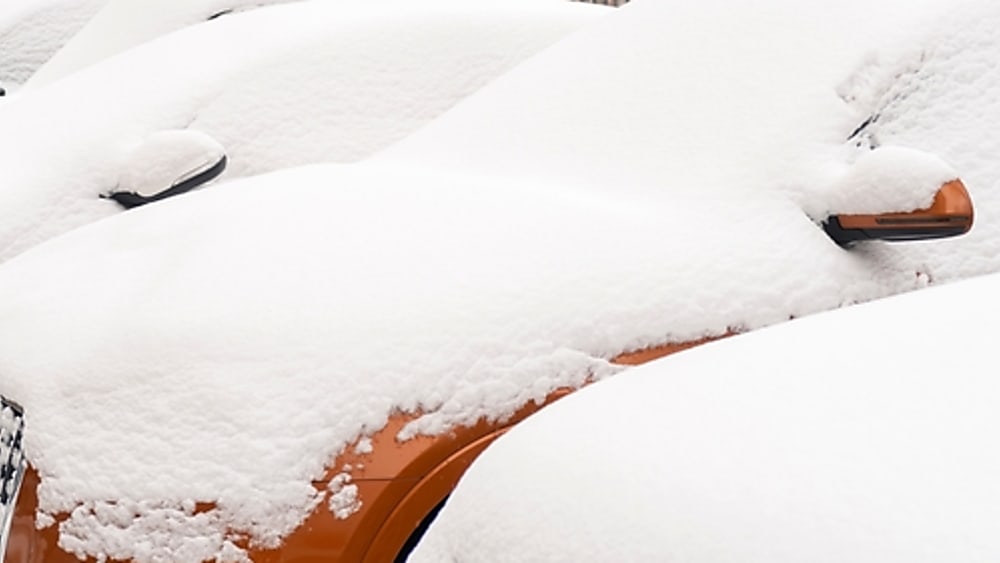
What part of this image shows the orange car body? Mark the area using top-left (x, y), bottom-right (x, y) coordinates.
top-left (5, 340), bottom-right (703, 563)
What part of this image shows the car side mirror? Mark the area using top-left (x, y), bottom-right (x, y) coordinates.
top-left (817, 147), bottom-right (974, 247)
top-left (108, 130), bottom-right (227, 209)
top-left (824, 179), bottom-right (973, 246)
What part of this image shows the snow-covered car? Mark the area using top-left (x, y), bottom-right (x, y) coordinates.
top-left (0, 0), bottom-right (106, 93)
top-left (410, 269), bottom-right (1000, 562)
top-left (0, 158), bottom-right (971, 563)
top-left (0, 0), bottom-right (995, 562)
top-left (0, 0), bottom-right (607, 263)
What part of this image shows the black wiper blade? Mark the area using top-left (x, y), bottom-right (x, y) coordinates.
top-left (1, 395), bottom-right (27, 559)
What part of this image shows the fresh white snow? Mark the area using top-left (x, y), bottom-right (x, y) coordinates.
top-left (807, 145), bottom-right (955, 217)
top-left (1, 0), bottom-right (999, 561)
top-left (0, 0), bottom-right (106, 90)
top-left (378, 0), bottom-right (951, 200)
top-left (410, 269), bottom-right (1000, 563)
top-left (25, 0), bottom-right (582, 90)
top-left (23, 0), bottom-right (302, 89)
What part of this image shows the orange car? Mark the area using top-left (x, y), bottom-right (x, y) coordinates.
top-left (1, 181), bottom-right (974, 563)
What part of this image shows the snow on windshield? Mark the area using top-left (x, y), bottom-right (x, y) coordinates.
top-left (0, 0), bottom-right (106, 90)
top-left (1, 0), bottom-right (998, 560)
top-left (410, 269), bottom-right (1000, 562)
top-left (0, 0), bottom-right (605, 263)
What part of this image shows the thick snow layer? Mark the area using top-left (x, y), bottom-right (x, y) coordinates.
top-left (411, 271), bottom-right (1000, 562)
top-left (808, 146), bottom-right (956, 217)
top-left (0, 0), bottom-right (106, 89)
top-left (0, 156), bottom-right (971, 560)
top-left (2, 0), bottom-right (999, 561)
top-left (0, 0), bottom-right (604, 263)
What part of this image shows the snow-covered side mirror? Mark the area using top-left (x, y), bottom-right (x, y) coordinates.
top-left (825, 180), bottom-right (973, 246)
top-left (109, 130), bottom-right (227, 209)
top-left (818, 147), bottom-right (974, 247)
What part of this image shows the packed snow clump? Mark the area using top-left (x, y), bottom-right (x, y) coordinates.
top-left (327, 474), bottom-right (362, 521)
top-left (804, 145), bottom-right (957, 218)
top-left (411, 271), bottom-right (1000, 562)
top-left (0, 0), bottom-right (606, 263)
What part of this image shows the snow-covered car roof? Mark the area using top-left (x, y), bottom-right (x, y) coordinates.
top-left (0, 0), bottom-right (997, 560)
top-left (410, 268), bottom-right (1000, 562)
top-left (0, 0), bottom-right (605, 263)
top-left (0, 0), bottom-right (106, 92)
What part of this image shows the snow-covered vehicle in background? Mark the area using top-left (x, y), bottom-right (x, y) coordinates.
top-left (410, 269), bottom-right (1000, 562)
top-left (0, 0), bottom-right (607, 264)
top-left (2, 0), bottom-right (999, 561)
